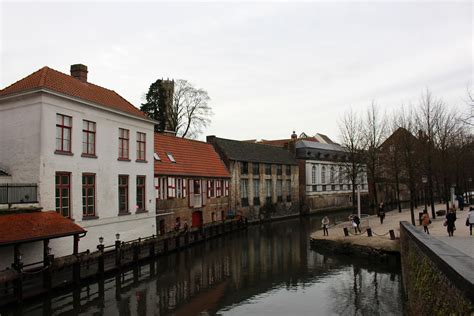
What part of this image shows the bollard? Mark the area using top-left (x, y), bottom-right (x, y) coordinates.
top-left (343, 227), bottom-right (349, 237)
top-left (367, 227), bottom-right (372, 237)
top-left (389, 229), bottom-right (396, 240)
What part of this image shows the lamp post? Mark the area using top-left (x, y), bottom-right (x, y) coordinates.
top-left (468, 178), bottom-right (472, 204)
top-left (357, 184), bottom-right (361, 219)
top-left (422, 175), bottom-right (428, 211)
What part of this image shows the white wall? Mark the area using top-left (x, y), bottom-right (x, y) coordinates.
top-left (0, 91), bottom-right (157, 266)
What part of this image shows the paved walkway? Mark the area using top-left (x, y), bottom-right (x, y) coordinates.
top-left (310, 203), bottom-right (474, 258)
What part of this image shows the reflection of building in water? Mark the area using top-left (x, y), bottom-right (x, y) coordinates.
top-left (33, 217), bottom-right (402, 316)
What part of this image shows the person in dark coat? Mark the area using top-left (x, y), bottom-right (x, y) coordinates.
top-left (378, 202), bottom-right (385, 224)
top-left (446, 208), bottom-right (457, 237)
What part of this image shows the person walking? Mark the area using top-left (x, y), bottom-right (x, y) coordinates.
top-left (378, 202), bottom-right (385, 224)
top-left (446, 208), bottom-right (457, 237)
top-left (352, 215), bottom-right (361, 234)
top-left (322, 216), bottom-right (330, 236)
top-left (467, 207), bottom-right (474, 236)
top-left (421, 209), bottom-right (430, 234)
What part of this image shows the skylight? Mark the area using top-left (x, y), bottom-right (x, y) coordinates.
top-left (154, 153), bottom-right (161, 161)
top-left (166, 152), bottom-right (176, 163)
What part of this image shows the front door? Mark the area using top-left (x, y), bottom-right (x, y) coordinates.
top-left (192, 211), bottom-right (203, 228)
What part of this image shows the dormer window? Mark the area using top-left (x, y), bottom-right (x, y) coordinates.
top-left (167, 152), bottom-right (176, 163)
top-left (154, 153), bottom-right (161, 161)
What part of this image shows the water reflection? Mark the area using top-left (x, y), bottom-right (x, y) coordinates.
top-left (2, 213), bottom-right (404, 316)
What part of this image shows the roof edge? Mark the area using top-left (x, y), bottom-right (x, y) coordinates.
top-left (0, 88), bottom-right (158, 124)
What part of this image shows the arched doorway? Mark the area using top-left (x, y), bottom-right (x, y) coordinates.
top-left (192, 210), bottom-right (203, 228)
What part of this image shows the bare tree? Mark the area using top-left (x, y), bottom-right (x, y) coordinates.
top-left (172, 79), bottom-right (212, 139)
top-left (362, 101), bottom-right (387, 212)
top-left (141, 79), bottom-right (212, 138)
top-left (393, 106), bottom-right (419, 225)
top-left (339, 109), bottom-right (366, 211)
top-left (416, 89), bottom-right (441, 219)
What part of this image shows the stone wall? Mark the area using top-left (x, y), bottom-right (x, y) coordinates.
top-left (399, 221), bottom-right (474, 315)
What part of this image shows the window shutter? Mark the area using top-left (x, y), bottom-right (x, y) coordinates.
top-left (202, 180), bottom-right (207, 206)
top-left (183, 178), bottom-right (187, 198)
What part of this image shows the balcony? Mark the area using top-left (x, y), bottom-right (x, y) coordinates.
top-left (0, 183), bottom-right (38, 206)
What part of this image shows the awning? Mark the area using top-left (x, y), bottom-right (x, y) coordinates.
top-left (0, 211), bottom-right (86, 246)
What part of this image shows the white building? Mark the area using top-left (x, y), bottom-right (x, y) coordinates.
top-left (296, 138), bottom-right (369, 211)
top-left (0, 64), bottom-right (157, 268)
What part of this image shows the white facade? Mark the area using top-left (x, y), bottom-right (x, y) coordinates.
top-left (305, 160), bottom-right (368, 195)
top-left (0, 90), bottom-right (157, 268)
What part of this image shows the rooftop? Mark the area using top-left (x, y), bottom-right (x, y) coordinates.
top-left (0, 211), bottom-right (86, 246)
top-left (154, 133), bottom-right (230, 178)
top-left (0, 66), bottom-right (147, 120)
top-left (209, 136), bottom-right (298, 165)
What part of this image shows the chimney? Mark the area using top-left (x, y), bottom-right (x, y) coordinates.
top-left (70, 64), bottom-right (88, 82)
top-left (206, 135), bottom-right (216, 144)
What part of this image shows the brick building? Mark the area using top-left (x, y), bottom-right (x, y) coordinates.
top-left (207, 136), bottom-right (299, 221)
top-left (154, 133), bottom-right (230, 234)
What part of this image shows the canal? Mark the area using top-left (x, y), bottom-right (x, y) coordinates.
top-left (2, 212), bottom-right (404, 315)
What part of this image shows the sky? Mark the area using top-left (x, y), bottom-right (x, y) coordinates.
top-left (1, 1), bottom-right (472, 142)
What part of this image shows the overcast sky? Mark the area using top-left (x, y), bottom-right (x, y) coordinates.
top-left (1, 1), bottom-right (472, 142)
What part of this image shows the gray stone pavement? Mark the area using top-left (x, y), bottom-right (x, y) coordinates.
top-left (412, 204), bottom-right (474, 258)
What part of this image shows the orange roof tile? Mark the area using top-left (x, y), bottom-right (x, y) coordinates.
top-left (0, 211), bottom-right (86, 246)
top-left (154, 133), bottom-right (230, 178)
top-left (0, 66), bottom-right (147, 119)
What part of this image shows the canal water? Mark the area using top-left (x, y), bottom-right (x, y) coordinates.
top-left (2, 212), bottom-right (404, 315)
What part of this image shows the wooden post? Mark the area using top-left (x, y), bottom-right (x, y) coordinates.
top-left (13, 244), bottom-right (23, 301)
top-left (133, 242), bottom-right (139, 262)
top-left (115, 240), bottom-right (121, 267)
top-left (97, 244), bottom-right (104, 274)
top-left (149, 240), bottom-right (155, 257)
top-left (163, 239), bottom-right (169, 253)
top-left (73, 234), bottom-right (79, 255)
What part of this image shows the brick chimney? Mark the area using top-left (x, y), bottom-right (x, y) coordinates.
top-left (70, 64), bottom-right (88, 82)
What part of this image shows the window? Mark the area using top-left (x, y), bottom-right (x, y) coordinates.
top-left (321, 166), bottom-right (326, 184)
top-left (82, 174), bottom-right (95, 217)
top-left (286, 180), bottom-right (292, 202)
top-left (241, 179), bottom-right (248, 206)
top-left (82, 120), bottom-right (96, 156)
top-left (253, 180), bottom-right (260, 205)
top-left (216, 180), bottom-right (222, 197)
top-left (252, 163), bottom-right (260, 176)
top-left (167, 152), bottom-right (176, 163)
top-left (276, 165), bottom-right (282, 176)
top-left (277, 180), bottom-right (283, 202)
top-left (136, 132), bottom-right (146, 161)
top-left (167, 177), bottom-right (176, 198)
top-left (118, 128), bottom-right (129, 160)
top-left (193, 180), bottom-right (201, 194)
top-left (286, 165), bottom-right (291, 176)
top-left (312, 165), bottom-right (316, 184)
top-left (224, 180), bottom-right (229, 196)
top-left (177, 178), bottom-right (183, 198)
top-left (208, 180), bottom-right (215, 198)
top-left (118, 175), bottom-right (129, 214)
top-left (56, 114), bottom-right (72, 153)
top-left (339, 166), bottom-right (344, 184)
top-left (265, 179), bottom-right (272, 203)
top-left (136, 176), bottom-right (146, 212)
top-left (265, 164), bottom-right (271, 175)
top-left (330, 166), bottom-right (335, 184)
top-left (241, 162), bottom-right (248, 175)
top-left (56, 172), bottom-right (71, 218)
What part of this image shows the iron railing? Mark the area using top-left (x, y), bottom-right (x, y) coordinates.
top-left (0, 183), bottom-right (38, 204)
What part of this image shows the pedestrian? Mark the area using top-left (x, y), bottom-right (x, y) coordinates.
top-left (378, 202), bottom-right (385, 224)
top-left (322, 216), bottom-right (330, 236)
top-left (183, 220), bottom-right (189, 232)
top-left (352, 215), bottom-right (361, 234)
top-left (467, 207), bottom-right (474, 236)
top-left (446, 208), bottom-right (457, 237)
top-left (421, 209), bottom-right (430, 234)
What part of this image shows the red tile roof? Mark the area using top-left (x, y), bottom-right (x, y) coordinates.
top-left (0, 211), bottom-right (86, 246)
top-left (0, 66), bottom-right (147, 119)
top-left (154, 133), bottom-right (230, 178)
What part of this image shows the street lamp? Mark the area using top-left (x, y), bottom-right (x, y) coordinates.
top-left (422, 175), bottom-right (428, 211)
top-left (115, 233), bottom-right (120, 241)
top-left (99, 236), bottom-right (104, 244)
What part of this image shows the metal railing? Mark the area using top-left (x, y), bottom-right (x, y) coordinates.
top-left (0, 183), bottom-right (38, 204)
